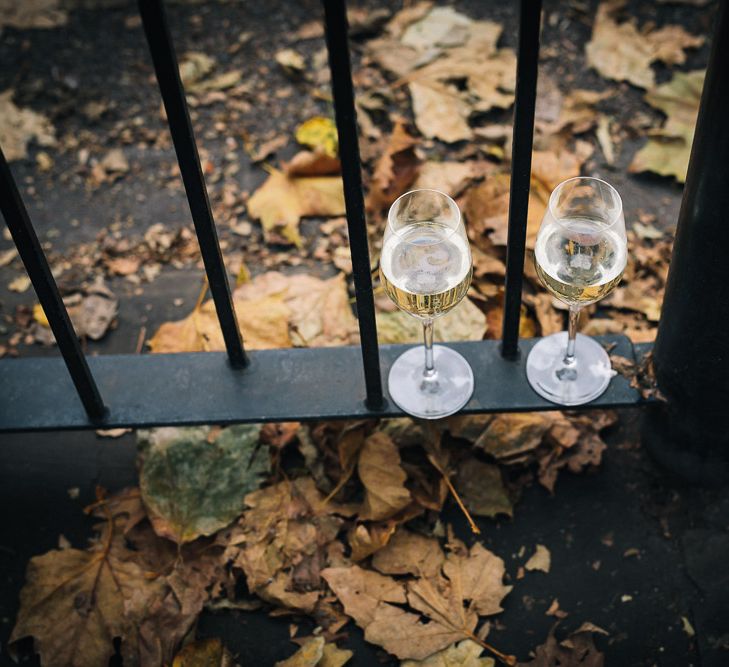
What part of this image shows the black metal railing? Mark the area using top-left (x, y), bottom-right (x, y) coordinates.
top-left (1, 0), bottom-right (725, 434)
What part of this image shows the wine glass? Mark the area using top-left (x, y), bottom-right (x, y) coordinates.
top-left (526, 177), bottom-right (627, 406)
top-left (380, 189), bottom-right (474, 419)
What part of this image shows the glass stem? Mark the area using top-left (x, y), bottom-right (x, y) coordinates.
top-left (564, 306), bottom-right (580, 366)
top-left (423, 318), bottom-right (436, 380)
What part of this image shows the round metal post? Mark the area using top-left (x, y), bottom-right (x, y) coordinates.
top-left (644, 0), bottom-right (729, 481)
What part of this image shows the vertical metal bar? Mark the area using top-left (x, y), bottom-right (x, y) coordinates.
top-left (501, 0), bottom-right (542, 360)
top-left (645, 0), bottom-right (729, 481)
top-left (0, 147), bottom-right (107, 421)
top-left (138, 0), bottom-right (246, 368)
top-left (323, 0), bottom-right (384, 410)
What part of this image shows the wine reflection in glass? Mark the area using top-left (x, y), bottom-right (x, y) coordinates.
top-left (380, 189), bottom-right (474, 419)
top-left (527, 177), bottom-right (628, 406)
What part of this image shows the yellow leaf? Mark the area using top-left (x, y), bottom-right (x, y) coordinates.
top-left (247, 168), bottom-right (345, 246)
top-left (33, 303), bottom-right (49, 327)
top-left (295, 116), bottom-right (339, 158)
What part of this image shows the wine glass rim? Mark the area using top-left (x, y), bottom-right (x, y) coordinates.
top-left (387, 188), bottom-right (461, 241)
top-left (547, 176), bottom-right (623, 229)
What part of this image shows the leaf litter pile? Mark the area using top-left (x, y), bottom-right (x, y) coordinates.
top-left (0, 0), bottom-right (712, 664)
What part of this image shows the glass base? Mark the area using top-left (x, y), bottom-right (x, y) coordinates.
top-left (388, 345), bottom-right (474, 419)
top-left (525, 332), bottom-right (616, 406)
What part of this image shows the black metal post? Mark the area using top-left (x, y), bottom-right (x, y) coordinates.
top-left (501, 0), bottom-right (542, 360)
top-left (323, 0), bottom-right (384, 410)
top-left (0, 147), bottom-right (107, 421)
top-left (138, 0), bottom-right (246, 368)
top-left (645, 0), bottom-right (729, 481)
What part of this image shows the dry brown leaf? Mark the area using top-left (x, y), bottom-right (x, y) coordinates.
top-left (629, 70), bottom-right (704, 182)
top-left (524, 293), bottom-right (564, 337)
top-left (367, 121), bottom-right (420, 211)
top-left (517, 623), bottom-right (606, 667)
top-left (285, 150), bottom-right (341, 177)
top-left (172, 638), bottom-right (236, 667)
top-left (410, 82), bottom-right (473, 144)
top-left (412, 161), bottom-right (487, 198)
top-left (525, 544), bottom-right (551, 573)
top-left (0, 89), bottom-right (57, 161)
top-left (377, 297), bottom-right (487, 344)
top-left (9, 546), bottom-right (162, 667)
top-left (474, 412), bottom-right (557, 461)
top-left (537, 87), bottom-right (610, 137)
top-left (371, 528), bottom-right (445, 579)
top-left (0, 0), bottom-right (67, 28)
top-left (465, 150), bottom-right (580, 248)
top-left (247, 168), bottom-right (345, 246)
top-left (455, 459), bottom-right (513, 519)
top-left (401, 640), bottom-right (495, 667)
top-left (358, 432), bottom-right (412, 521)
top-left (586, 0), bottom-right (703, 89)
top-left (349, 521), bottom-right (399, 562)
top-left (149, 272), bottom-right (357, 353)
top-left (276, 637), bottom-right (326, 667)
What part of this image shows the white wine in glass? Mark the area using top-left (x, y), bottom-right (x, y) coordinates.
top-left (527, 177), bottom-right (628, 406)
top-left (381, 189), bottom-right (474, 419)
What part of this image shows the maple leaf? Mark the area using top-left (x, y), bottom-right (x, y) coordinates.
top-left (323, 534), bottom-right (512, 662)
top-left (247, 167), bottom-right (345, 246)
top-left (409, 82), bottom-right (474, 144)
top-left (9, 543), bottom-right (164, 667)
top-left (585, 0), bottom-right (703, 89)
top-left (372, 528), bottom-right (444, 578)
top-left (629, 70), bottom-right (704, 183)
top-left (148, 271), bottom-right (358, 353)
top-left (137, 425), bottom-right (267, 544)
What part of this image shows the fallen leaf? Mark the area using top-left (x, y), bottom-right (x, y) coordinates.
top-left (225, 477), bottom-right (349, 612)
top-left (525, 545), bottom-right (551, 573)
top-left (358, 432), bottom-right (412, 521)
top-left (106, 256), bottom-right (140, 276)
top-left (285, 150), bottom-right (341, 177)
top-left (586, 0), bottom-right (703, 89)
top-left (517, 623), bottom-right (606, 667)
top-left (150, 272), bottom-right (356, 353)
top-left (455, 459), bottom-right (512, 519)
top-left (349, 521), bottom-right (400, 562)
top-left (9, 541), bottom-right (164, 667)
top-left (320, 643), bottom-right (353, 667)
top-left (474, 412), bottom-right (556, 461)
top-left (8, 275), bottom-right (31, 293)
top-left (247, 167), bottom-right (345, 246)
top-left (366, 120), bottom-right (420, 211)
top-left (401, 6), bottom-right (473, 51)
top-left (0, 0), bottom-right (67, 29)
top-left (296, 117), bottom-right (339, 158)
top-left (377, 297), bottom-right (487, 344)
top-left (537, 86), bottom-right (610, 137)
top-left (276, 637), bottom-right (325, 667)
top-left (0, 247), bottom-right (18, 267)
top-left (372, 528), bottom-right (445, 578)
top-left (249, 135), bottom-right (288, 163)
top-left (0, 89), bottom-right (57, 161)
top-left (276, 48), bottom-right (306, 73)
top-left (100, 148), bottom-right (129, 174)
top-left (172, 638), bottom-right (236, 666)
top-left (179, 51), bottom-right (215, 90)
top-left (137, 424), bottom-right (266, 543)
top-left (595, 115), bottom-right (615, 165)
top-left (629, 70), bottom-right (704, 182)
top-left (409, 81), bottom-right (473, 143)
top-left (412, 161), bottom-right (487, 198)
top-left (401, 639), bottom-right (495, 667)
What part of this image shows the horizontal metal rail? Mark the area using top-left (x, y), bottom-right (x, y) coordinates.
top-left (0, 337), bottom-right (652, 432)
